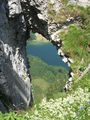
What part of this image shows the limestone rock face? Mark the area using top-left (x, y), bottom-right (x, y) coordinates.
top-left (20, 0), bottom-right (48, 38)
top-left (0, 0), bottom-right (32, 112)
top-left (0, 0), bottom-right (48, 112)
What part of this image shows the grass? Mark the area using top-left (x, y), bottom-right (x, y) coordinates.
top-left (48, 1), bottom-right (90, 24)
top-left (60, 24), bottom-right (90, 80)
top-left (0, 87), bottom-right (89, 120)
top-left (61, 0), bottom-right (68, 5)
top-left (58, 5), bottom-right (90, 91)
top-left (29, 55), bottom-right (69, 103)
top-left (73, 72), bottom-right (90, 91)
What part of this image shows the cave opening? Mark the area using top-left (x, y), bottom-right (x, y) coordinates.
top-left (26, 32), bottom-right (70, 103)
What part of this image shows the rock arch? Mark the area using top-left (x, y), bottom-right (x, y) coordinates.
top-left (0, 0), bottom-right (49, 112)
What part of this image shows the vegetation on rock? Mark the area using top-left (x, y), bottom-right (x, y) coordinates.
top-left (48, 0), bottom-right (90, 24)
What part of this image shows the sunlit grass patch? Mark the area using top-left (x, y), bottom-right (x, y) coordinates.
top-left (60, 24), bottom-right (90, 79)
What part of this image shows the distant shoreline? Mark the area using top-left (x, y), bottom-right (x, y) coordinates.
top-left (27, 33), bottom-right (50, 45)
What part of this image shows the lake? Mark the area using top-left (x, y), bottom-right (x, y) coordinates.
top-left (26, 41), bottom-right (69, 69)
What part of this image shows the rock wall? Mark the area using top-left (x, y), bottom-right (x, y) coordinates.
top-left (0, 0), bottom-right (32, 112)
top-left (0, 0), bottom-right (49, 112)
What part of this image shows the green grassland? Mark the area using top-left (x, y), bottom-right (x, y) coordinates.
top-left (29, 55), bottom-right (69, 103)
top-left (60, 24), bottom-right (90, 89)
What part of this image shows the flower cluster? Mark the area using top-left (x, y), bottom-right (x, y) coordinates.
top-left (30, 88), bottom-right (90, 120)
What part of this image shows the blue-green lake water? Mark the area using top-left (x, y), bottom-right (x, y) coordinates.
top-left (27, 42), bottom-right (69, 69)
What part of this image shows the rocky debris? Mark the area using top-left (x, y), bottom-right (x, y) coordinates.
top-left (70, 72), bottom-right (74, 77)
top-left (62, 57), bottom-right (68, 63)
top-left (50, 28), bottom-right (74, 91)
top-left (50, 0), bottom-right (63, 12)
top-left (48, 16), bottom-right (83, 37)
top-left (68, 58), bottom-right (74, 64)
top-left (58, 49), bottom-right (64, 56)
top-left (64, 80), bottom-right (73, 91)
top-left (69, 0), bottom-right (90, 7)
